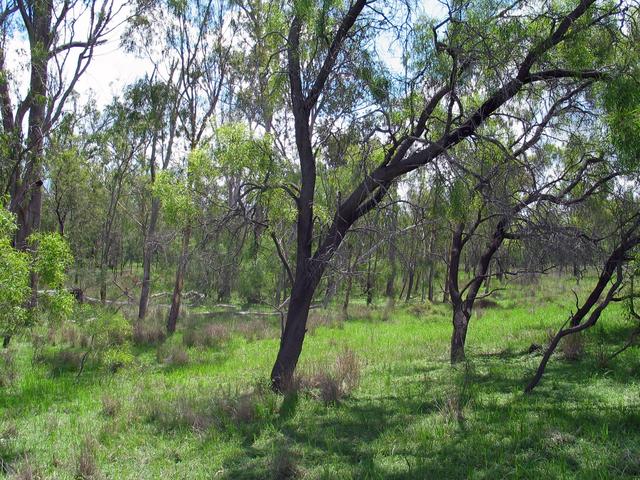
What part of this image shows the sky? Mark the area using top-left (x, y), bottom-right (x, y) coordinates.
top-left (6, 0), bottom-right (448, 109)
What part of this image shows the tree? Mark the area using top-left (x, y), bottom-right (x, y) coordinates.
top-left (269, 0), bottom-right (624, 391)
top-left (0, 0), bottom-right (122, 297)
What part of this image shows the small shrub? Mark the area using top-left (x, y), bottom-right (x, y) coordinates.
top-left (102, 347), bottom-right (134, 373)
top-left (0, 348), bottom-right (18, 388)
top-left (75, 436), bottom-right (100, 480)
top-left (133, 323), bottom-right (166, 346)
top-left (101, 395), bottom-right (120, 417)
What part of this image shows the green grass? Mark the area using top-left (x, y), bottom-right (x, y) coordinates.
top-left (1, 276), bottom-right (640, 479)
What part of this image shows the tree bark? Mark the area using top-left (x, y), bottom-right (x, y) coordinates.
top-left (167, 224), bottom-right (191, 334)
top-left (451, 304), bottom-right (469, 363)
top-left (138, 197), bottom-right (160, 320)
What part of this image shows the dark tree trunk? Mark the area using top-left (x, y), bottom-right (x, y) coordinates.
top-left (405, 268), bottom-right (414, 302)
top-left (450, 304), bottom-right (469, 363)
top-left (271, 272), bottom-right (320, 390)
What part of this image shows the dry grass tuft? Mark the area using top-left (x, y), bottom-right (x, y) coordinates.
top-left (0, 349), bottom-right (18, 388)
top-left (132, 323), bottom-right (166, 346)
top-left (75, 436), bottom-right (100, 480)
top-left (183, 323), bottom-right (231, 348)
top-left (100, 394), bottom-right (120, 417)
top-left (560, 333), bottom-right (584, 361)
top-left (156, 342), bottom-right (189, 367)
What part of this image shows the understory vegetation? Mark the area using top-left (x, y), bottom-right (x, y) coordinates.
top-left (1, 276), bottom-right (639, 479)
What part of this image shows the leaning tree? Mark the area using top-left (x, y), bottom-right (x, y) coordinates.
top-left (267, 0), bottom-right (628, 391)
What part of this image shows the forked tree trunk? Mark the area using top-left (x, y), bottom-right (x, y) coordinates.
top-left (167, 225), bottom-right (191, 334)
top-left (451, 304), bottom-right (469, 363)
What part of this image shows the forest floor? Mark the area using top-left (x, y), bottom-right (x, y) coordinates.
top-left (1, 276), bottom-right (640, 479)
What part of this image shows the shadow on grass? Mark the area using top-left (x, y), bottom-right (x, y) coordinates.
top-left (218, 349), bottom-right (640, 479)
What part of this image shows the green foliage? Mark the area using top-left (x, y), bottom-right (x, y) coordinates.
top-left (30, 232), bottom-right (73, 288)
top-left (152, 169), bottom-right (199, 227)
top-left (604, 75), bottom-right (640, 169)
top-left (76, 306), bottom-right (133, 348)
top-left (0, 210), bottom-right (31, 337)
top-left (102, 346), bottom-right (135, 372)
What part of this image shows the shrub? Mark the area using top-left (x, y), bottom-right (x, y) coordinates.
top-left (102, 347), bottom-right (134, 373)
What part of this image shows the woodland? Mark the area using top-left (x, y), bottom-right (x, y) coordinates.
top-left (1, 0), bottom-right (640, 478)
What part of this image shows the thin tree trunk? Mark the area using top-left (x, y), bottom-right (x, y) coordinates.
top-left (451, 303), bottom-right (469, 363)
top-left (138, 197), bottom-right (160, 320)
top-left (167, 224), bottom-right (191, 334)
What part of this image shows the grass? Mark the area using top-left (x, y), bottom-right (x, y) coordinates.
top-left (1, 275), bottom-right (640, 478)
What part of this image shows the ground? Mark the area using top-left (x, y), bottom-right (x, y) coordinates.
top-left (1, 276), bottom-right (639, 479)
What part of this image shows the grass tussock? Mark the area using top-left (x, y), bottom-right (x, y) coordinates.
top-left (0, 348), bottom-right (18, 388)
top-left (132, 323), bottom-right (166, 346)
top-left (182, 323), bottom-right (231, 348)
top-left (296, 348), bottom-right (361, 405)
top-left (156, 341), bottom-right (189, 367)
top-left (100, 394), bottom-right (120, 417)
top-left (75, 436), bottom-right (100, 480)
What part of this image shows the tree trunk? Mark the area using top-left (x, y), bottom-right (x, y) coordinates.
top-left (405, 268), bottom-right (415, 302)
top-left (450, 305), bottom-right (469, 363)
top-left (138, 197), bottom-right (160, 320)
top-left (167, 225), bottom-right (191, 334)
top-left (270, 272), bottom-right (319, 391)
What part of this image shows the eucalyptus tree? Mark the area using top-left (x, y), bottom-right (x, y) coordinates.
top-left (90, 99), bottom-right (145, 304)
top-left (120, 76), bottom-right (180, 321)
top-left (0, 0), bottom-right (124, 301)
top-left (267, 0), bottom-right (626, 391)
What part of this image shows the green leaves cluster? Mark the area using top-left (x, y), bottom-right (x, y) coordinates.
top-left (0, 205), bottom-right (75, 337)
top-left (0, 207), bottom-right (31, 336)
